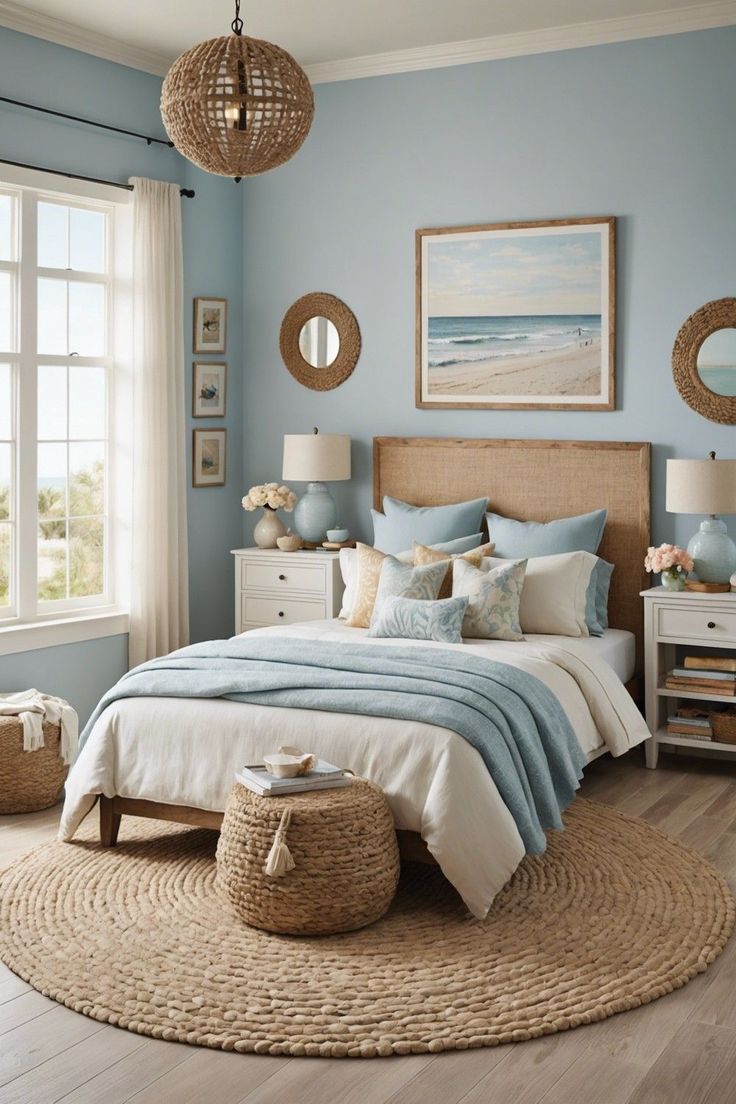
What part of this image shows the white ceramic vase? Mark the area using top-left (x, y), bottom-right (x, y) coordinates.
top-left (253, 507), bottom-right (287, 549)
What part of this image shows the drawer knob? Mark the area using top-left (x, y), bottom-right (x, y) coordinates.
top-left (278, 611), bottom-right (284, 618)
top-left (278, 574), bottom-right (286, 581)
top-left (707, 621), bottom-right (717, 629)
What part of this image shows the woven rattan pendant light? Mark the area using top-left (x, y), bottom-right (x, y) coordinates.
top-left (161, 0), bottom-right (314, 179)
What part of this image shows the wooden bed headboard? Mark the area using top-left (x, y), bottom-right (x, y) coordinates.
top-left (373, 437), bottom-right (651, 675)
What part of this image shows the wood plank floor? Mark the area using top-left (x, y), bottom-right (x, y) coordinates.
top-left (2, 750), bottom-right (736, 1104)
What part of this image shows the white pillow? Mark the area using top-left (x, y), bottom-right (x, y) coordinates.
top-left (483, 551), bottom-right (597, 637)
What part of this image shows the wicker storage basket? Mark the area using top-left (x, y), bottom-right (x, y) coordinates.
top-left (216, 778), bottom-right (400, 935)
top-left (711, 710), bottom-right (736, 744)
top-left (0, 717), bottom-right (68, 814)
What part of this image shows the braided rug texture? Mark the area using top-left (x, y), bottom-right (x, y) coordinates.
top-left (0, 798), bottom-right (732, 1058)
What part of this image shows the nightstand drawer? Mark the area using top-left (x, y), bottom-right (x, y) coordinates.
top-left (242, 595), bottom-right (328, 626)
top-left (658, 605), bottom-right (736, 643)
top-left (242, 559), bottom-right (327, 595)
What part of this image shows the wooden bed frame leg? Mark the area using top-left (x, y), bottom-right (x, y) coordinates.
top-left (99, 796), bottom-right (121, 847)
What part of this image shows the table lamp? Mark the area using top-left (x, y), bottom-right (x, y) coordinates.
top-left (666, 452), bottom-right (736, 582)
top-left (282, 429), bottom-right (351, 543)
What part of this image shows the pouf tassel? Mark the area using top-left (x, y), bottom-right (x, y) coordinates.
top-left (264, 808), bottom-right (295, 877)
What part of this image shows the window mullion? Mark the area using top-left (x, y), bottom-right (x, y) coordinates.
top-left (16, 190), bottom-right (38, 621)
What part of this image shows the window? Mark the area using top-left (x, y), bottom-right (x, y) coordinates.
top-left (0, 176), bottom-right (130, 643)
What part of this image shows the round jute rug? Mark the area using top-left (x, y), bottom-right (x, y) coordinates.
top-left (0, 798), bottom-right (732, 1058)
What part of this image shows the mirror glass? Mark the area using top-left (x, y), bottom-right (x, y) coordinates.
top-left (298, 316), bottom-right (340, 368)
top-left (697, 329), bottom-right (736, 396)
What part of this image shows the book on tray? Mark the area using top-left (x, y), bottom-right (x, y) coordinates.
top-left (236, 759), bottom-right (350, 796)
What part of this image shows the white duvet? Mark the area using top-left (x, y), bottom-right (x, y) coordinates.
top-left (60, 620), bottom-right (650, 918)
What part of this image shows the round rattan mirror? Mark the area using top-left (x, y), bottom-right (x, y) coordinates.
top-left (280, 293), bottom-right (361, 391)
top-left (673, 298), bottom-right (736, 424)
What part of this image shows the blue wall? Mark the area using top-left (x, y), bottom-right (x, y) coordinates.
top-left (0, 28), bottom-right (244, 721)
top-left (241, 28), bottom-right (736, 551)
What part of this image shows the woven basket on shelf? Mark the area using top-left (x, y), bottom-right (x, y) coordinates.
top-left (711, 711), bottom-right (736, 744)
top-left (0, 717), bottom-right (68, 814)
top-left (216, 777), bottom-right (400, 935)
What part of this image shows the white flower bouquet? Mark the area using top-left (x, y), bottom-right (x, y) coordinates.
top-left (242, 483), bottom-right (298, 512)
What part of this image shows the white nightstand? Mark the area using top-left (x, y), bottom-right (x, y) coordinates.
top-left (641, 585), bottom-right (736, 768)
top-left (231, 547), bottom-right (344, 634)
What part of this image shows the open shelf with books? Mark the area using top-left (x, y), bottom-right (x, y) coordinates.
top-left (642, 586), bottom-right (736, 768)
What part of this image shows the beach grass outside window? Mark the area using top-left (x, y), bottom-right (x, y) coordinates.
top-left (0, 177), bottom-right (129, 637)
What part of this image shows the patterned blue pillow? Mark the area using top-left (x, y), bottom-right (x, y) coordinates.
top-left (371, 558), bottom-right (448, 624)
top-left (368, 595), bottom-right (469, 642)
top-left (452, 558), bottom-right (526, 640)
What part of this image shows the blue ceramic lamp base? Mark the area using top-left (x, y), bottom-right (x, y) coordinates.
top-left (687, 517), bottom-right (736, 583)
top-left (293, 482), bottom-right (337, 544)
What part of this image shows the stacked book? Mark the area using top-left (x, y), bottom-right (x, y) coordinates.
top-left (236, 758), bottom-right (350, 797)
top-left (666, 706), bottom-right (713, 742)
top-left (665, 656), bottom-right (736, 696)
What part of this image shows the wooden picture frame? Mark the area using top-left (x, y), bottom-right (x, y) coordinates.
top-left (193, 297), bottom-right (228, 354)
top-left (192, 428), bottom-right (227, 487)
top-left (192, 361), bottom-right (227, 418)
top-left (415, 217), bottom-right (615, 411)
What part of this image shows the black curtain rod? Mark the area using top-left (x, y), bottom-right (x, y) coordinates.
top-left (0, 158), bottom-right (195, 198)
top-left (0, 95), bottom-right (174, 148)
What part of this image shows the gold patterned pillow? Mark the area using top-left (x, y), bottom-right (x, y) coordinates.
top-left (412, 540), bottom-right (495, 599)
top-left (346, 543), bottom-right (388, 628)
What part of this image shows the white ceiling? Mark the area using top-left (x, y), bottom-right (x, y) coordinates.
top-left (1, 0), bottom-right (734, 80)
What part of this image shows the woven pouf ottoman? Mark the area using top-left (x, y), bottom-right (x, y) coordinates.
top-left (0, 717), bottom-right (68, 814)
top-left (216, 777), bottom-right (400, 935)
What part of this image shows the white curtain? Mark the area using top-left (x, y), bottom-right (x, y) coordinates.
top-left (128, 177), bottom-right (189, 667)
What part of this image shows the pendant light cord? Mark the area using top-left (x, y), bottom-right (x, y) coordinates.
top-left (231, 0), bottom-right (243, 35)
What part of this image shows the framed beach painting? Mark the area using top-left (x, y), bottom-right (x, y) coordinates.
top-left (192, 362), bottom-right (227, 417)
top-left (416, 217), bottom-right (615, 410)
top-left (192, 428), bottom-right (227, 487)
top-left (193, 297), bottom-right (228, 354)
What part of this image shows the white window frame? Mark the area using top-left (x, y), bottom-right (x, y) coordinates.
top-left (0, 165), bottom-right (131, 656)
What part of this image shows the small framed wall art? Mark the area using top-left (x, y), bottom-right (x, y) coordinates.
top-left (192, 428), bottom-right (227, 487)
top-left (192, 361), bottom-right (227, 417)
top-left (193, 296), bottom-right (228, 354)
top-left (416, 217), bottom-right (615, 411)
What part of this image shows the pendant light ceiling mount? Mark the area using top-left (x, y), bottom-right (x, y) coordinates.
top-left (161, 0), bottom-right (314, 179)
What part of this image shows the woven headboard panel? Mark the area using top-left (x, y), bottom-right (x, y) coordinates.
top-left (373, 437), bottom-right (651, 675)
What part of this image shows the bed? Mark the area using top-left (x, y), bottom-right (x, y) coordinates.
top-left (60, 437), bottom-right (652, 919)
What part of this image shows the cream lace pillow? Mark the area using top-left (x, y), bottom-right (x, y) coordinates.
top-left (413, 540), bottom-right (495, 599)
top-left (346, 543), bottom-right (389, 628)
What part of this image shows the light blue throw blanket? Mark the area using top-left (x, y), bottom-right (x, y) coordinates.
top-left (80, 638), bottom-right (586, 855)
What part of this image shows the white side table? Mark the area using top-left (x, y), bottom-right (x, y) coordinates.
top-left (231, 547), bottom-right (344, 634)
top-left (641, 585), bottom-right (736, 768)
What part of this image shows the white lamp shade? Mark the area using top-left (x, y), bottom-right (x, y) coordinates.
top-left (666, 458), bottom-right (736, 515)
top-left (282, 433), bottom-right (351, 482)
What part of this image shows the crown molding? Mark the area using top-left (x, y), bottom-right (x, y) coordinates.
top-left (304, 1), bottom-right (736, 84)
top-left (0, 0), bottom-right (734, 84)
top-left (0, 0), bottom-right (171, 75)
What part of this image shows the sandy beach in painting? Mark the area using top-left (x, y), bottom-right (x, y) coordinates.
top-left (428, 337), bottom-right (602, 396)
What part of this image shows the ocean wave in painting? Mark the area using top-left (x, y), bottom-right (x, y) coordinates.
top-left (427, 315), bottom-right (601, 368)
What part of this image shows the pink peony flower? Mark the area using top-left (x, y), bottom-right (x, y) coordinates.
top-left (644, 543), bottom-right (693, 575)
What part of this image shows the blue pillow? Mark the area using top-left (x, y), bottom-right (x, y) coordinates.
top-left (586, 559), bottom-right (614, 635)
top-left (372, 496), bottom-right (488, 555)
top-left (486, 508), bottom-right (607, 558)
top-left (371, 558), bottom-right (448, 624)
top-left (368, 595), bottom-right (469, 643)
